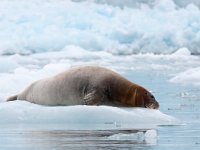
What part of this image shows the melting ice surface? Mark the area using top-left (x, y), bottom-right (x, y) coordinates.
top-left (0, 101), bottom-right (178, 129)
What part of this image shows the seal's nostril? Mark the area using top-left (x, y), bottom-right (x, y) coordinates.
top-left (151, 96), bottom-right (154, 98)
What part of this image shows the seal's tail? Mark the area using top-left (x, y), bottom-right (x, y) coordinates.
top-left (6, 95), bottom-right (18, 101)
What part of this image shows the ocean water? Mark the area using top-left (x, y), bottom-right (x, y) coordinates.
top-left (1, 0), bottom-right (200, 149)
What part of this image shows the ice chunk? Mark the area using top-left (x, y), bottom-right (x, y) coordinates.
top-left (107, 129), bottom-right (157, 145)
top-left (0, 101), bottom-right (179, 130)
top-left (170, 67), bottom-right (200, 86)
top-left (172, 47), bottom-right (191, 56)
top-left (144, 129), bottom-right (157, 144)
top-left (108, 132), bottom-right (145, 141)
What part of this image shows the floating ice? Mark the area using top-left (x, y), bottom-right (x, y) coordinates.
top-left (0, 0), bottom-right (200, 55)
top-left (0, 101), bottom-right (179, 130)
top-left (108, 132), bottom-right (145, 141)
top-left (108, 129), bottom-right (157, 145)
top-left (170, 67), bottom-right (200, 86)
top-left (144, 129), bottom-right (158, 144)
top-left (172, 47), bottom-right (191, 56)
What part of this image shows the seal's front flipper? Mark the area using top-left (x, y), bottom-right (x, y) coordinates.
top-left (83, 89), bottom-right (103, 105)
top-left (6, 95), bottom-right (18, 101)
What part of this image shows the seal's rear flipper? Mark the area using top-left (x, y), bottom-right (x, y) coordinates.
top-left (6, 95), bottom-right (18, 101)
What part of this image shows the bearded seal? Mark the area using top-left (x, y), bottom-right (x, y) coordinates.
top-left (6, 66), bottom-right (159, 109)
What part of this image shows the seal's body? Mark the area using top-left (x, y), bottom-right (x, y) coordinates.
top-left (7, 66), bottom-right (159, 109)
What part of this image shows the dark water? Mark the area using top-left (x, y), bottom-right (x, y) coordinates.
top-left (0, 70), bottom-right (200, 150)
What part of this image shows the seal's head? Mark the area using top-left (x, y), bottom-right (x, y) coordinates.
top-left (126, 85), bottom-right (159, 109)
top-left (143, 90), bottom-right (159, 109)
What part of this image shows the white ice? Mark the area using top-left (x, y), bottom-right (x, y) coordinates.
top-left (0, 0), bottom-right (200, 54)
top-left (108, 129), bottom-right (157, 145)
top-left (0, 101), bottom-right (178, 130)
top-left (170, 67), bottom-right (200, 86)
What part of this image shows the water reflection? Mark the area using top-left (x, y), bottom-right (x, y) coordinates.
top-left (0, 129), bottom-right (157, 150)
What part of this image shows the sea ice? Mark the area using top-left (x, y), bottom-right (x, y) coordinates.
top-left (0, 101), bottom-right (179, 130)
top-left (170, 67), bottom-right (200, 86)
top-left (0, 0), bottom-right (200, 54)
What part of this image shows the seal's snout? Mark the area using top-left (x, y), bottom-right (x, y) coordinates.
top-left (145, 101), bottom-right (159, 109)
top-left (153, 100), bottom-right (159, 109)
